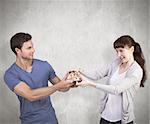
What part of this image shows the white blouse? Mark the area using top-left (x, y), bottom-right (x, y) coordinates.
top-left (101, 67), bottom-right (127, 122)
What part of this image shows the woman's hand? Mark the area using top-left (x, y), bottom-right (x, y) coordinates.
top-left (65, 69), bottom-right (96, 88)
top-left (76, 73), bottom-right (90, 87)
top-left (76, 73), bottom-right (95, 87)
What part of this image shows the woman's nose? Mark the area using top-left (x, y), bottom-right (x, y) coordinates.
top-left (117, 52), bottom-right (121, 57)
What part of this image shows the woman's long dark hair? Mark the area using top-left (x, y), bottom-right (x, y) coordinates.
top-left (113, 35), bottom-right (146, 87)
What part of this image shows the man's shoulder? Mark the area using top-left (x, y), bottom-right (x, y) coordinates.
top-left (4, 63), bottom-right (19, 78)
top-left (5, 63), bottom-right (16, 73)
top-left (34, 59), bottom-right (48, 65)
top-left (33, 59), bottom-right (52, 67)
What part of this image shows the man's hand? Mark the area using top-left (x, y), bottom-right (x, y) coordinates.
top-left (54, 76), bottom-right (75, 91)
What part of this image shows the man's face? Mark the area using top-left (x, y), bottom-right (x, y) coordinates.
top-left (17, 40), bottom-right (35, 60)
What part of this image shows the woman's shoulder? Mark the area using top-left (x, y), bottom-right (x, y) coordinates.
top-left (131, 61), bottom-right (142, 70)
top-left (127, 61), bottom-right (143, 76)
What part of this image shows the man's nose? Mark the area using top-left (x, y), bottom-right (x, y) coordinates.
top-left (32, 48), bottom-right (35, 53)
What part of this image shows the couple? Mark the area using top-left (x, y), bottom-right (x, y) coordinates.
top-left (4, 32), bottom-right (146, 124)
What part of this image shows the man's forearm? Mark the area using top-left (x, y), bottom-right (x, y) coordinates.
top-left (58, 88), bottom-right (70, 92)
top-left (27, 85), bottom-right (59, 101)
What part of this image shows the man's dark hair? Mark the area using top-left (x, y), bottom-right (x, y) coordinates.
top-left (10, 32), bottom-right (32, 55)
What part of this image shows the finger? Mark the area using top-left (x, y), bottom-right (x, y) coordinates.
top-left (69, 83), bottom-right (76, 88)
top-left (65, 79), bottom-right (73, 83)
top-left (71, 85), bottom-right (78, 88)
top-left (63, 72), bottom-right (71, 80)
top-left (76, 82), bottom-right (83, 86)
top-left (69, 68), bottom-right (81, 74)
top-left (78, 74), bottom-right (86, 81)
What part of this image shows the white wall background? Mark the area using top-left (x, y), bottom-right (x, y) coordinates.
top-left (148, 0), bottom-right (150, 123)
top-left (0, 0), bottom-right (149, 124)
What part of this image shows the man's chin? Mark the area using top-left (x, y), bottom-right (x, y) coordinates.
top-left (25, 58), bottom-right (34, 61)
top-left (29, 56), bottom-right (34, 60)
top-left (27, 57), bottom-right (33, 60)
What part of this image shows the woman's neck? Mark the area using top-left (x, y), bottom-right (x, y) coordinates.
top-left (121, 58), bottom-right (134, 68)
top-left (119, 58), bottom-right (134, 74)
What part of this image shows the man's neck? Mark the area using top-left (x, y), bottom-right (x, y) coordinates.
top-left (15, 58), bottom-right (33, 71)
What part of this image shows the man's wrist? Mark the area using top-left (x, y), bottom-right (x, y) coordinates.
top-left (52, 84), bottom-right (59, 91)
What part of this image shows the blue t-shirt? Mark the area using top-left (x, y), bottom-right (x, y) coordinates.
top-left (4, 59), bottom-right (58, 124)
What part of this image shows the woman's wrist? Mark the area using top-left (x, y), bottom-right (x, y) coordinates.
top-left (87, 80), bottom-right (96, 87)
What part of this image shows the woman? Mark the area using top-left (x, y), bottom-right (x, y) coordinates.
top-left (76, 35), bottom-right (146, 124)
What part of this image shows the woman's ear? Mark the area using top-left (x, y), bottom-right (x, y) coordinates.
top-left (131, 46), bottom-right (134, 52)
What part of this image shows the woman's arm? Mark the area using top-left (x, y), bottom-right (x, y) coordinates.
top-left (80, 64), bottom-right (110, 81)
top-left (77, 67), bottom-right (142, 95)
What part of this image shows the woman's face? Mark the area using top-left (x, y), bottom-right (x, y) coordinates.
top-left (115, 45), bottom-right (134, 63)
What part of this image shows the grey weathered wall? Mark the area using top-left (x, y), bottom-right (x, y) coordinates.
top-left (0, 0), bottom-right (149, 124)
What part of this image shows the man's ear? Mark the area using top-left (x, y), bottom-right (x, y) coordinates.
top-left (15, 48), bottom-right (20, 54)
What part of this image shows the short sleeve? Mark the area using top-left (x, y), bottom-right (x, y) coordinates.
top-left (45, 61), bottom-right (57, 80)
top-left (4, 71), bottom-right (21, 91)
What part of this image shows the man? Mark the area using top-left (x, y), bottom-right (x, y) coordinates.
top-left (4, 32), bottom-right (74, 124)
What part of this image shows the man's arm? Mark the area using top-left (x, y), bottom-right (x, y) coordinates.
top-left (14, 79), bottom-right (73, 102)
